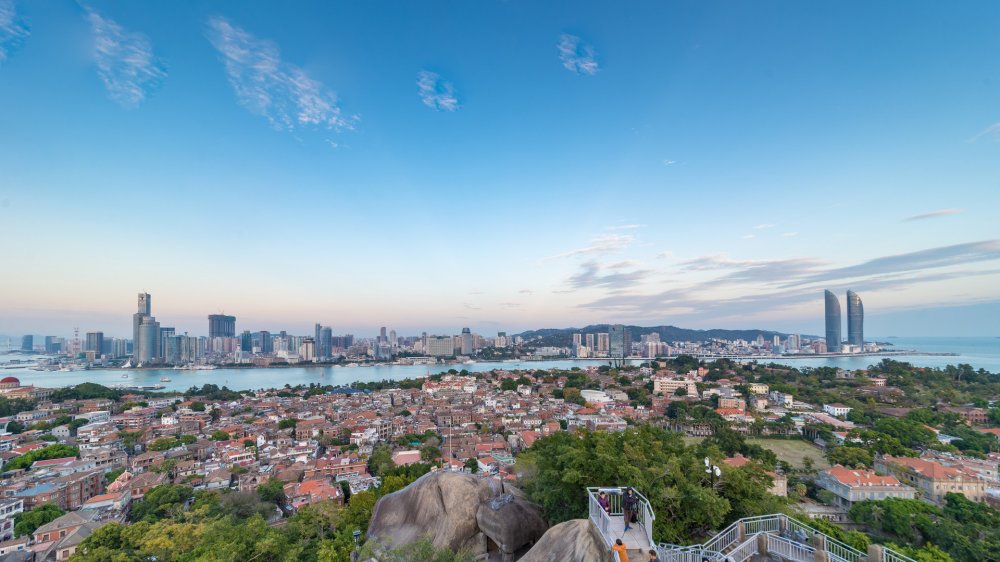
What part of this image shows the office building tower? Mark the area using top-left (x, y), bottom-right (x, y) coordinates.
top-left (85, 332), bottom-right (104, 355)
top-left (133, 292), bottom-right (152, 360)
top-left (208, 314), bottom-right (236, 339)
top-left (112, 338), bottom-right (129, 359)
top-left (496, 331), bottom-right (508, 348)
top-left (585, 333), bottom-right (595, 350)
top-left (20, 335), bottom-right (33, 351)
top-left (164, 336), bottom-right (182, 364)
top-left (240, 331), bottom-right (253, 353)
top-left (319, 327), bottom-right (332, 358)
top-left (426, 335), bottom-right (455, 357)
top-left (380, 327), bottom-right (387, 344)
top-left (597, 333), bottom-right (610, 353)
top-left (299, 338), bottom-right (316, 361)
top-left (137, 316), bottom-right (161, 364)
top-left (160, 327), bottom-right (175, 360)
top-left (389, 330), bottom-right (397, 348)
top-left (847, 290), bottom-right (864, 347)
top-left (609, 324), bottom-right (630, 359)
top-left (315, 323), bottom-right (322, 349)
top-left (44, 336), bottom-right (58, 353)
top-left (259, 330), bottom-right (273, 354)
top-left (824, 290), bottom-right (842, 353)
top-left (461, 327), bottom-right (473, 355)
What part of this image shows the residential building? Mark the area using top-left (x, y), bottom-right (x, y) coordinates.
top-left (823, 403), bottom-right (853, 418)
top-left (816, 465), bottom-right (915, 509)
top-left (876, 455), bottom-right (988, 506)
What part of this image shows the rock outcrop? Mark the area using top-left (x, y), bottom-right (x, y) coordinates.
top-left (519, 519), bottom-right (610, 562)
top-left (367, 471), bottom-right (548, 561)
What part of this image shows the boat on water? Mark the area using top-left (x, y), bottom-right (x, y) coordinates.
top-left (121, 373), bottom-right (129, 378)
top-left (160, 377), bottom-right (171, 382)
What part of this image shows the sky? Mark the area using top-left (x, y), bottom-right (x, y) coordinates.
top-left (1, 0), bottom-right (999, 339)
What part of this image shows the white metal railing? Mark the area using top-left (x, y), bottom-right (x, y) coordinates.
top-left (655, 512), bottom-right (874, 562)
top-left (586, 486), bottom-right (655, 549)
top-left (767, 534), bottom-right (816, 562)
top-left (883, 548), bottom-right (917, 562)
top-left (727, 535), bottom-right (760, 562)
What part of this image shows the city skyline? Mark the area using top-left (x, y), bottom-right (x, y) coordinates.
top-left (2, 1), bottom-right (1000, 337)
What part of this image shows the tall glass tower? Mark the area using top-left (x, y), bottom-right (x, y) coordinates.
top-left (824, 290), bottom-right (841, 353)
top-left (847, 290), bottom-right (864, 347)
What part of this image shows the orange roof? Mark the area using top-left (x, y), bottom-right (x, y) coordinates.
top-left (723, 454), bottom-right (751, 467)
top-left (881, 456), bottom-right (968, 480)
top-left (827, 465), bottom-right (903, 487)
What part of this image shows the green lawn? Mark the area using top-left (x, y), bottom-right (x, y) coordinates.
top-left (746, 438), bottom-right (829, 470)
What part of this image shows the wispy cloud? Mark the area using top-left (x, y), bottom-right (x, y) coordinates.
top-left (498, 302), bottom-right (521, 309)
top-left (557, 33), bottom-right (599, 75)
top-left (0, 0), bottom-right (29, 65)
top-left (463, 303), bottom-right (481, 310)
top-left (518, 289), bottom-right (534, 295)
top-left (663, 159), bottom-right (677, 166)
top-left (902, 208), bottom-right (963, 222)
top-left (206, 16), bottom-right (354, 131)
top-left (754, 223), bottom-right (775, 230)
top-left (971, 122), bottom-right (1000, 142)
top-left (742, 234), bottom-right (756, 240)
top-left (605, 224), bottom-right (645, 231)
top-left (782, 232), bottom-right (798, 237)
top-left (86, 8), bottom-right (165, 108)
top-left (568, 260), bottom-right (651, 290)
top-left (545, 233), bottom-right (635, 260)
top-left (416, 70), bottom-right (458, 111)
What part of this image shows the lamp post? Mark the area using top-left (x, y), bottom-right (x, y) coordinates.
top-left (704, 457), bottom-right (721, 487)
top-left (351, 529), bottom-right (361, 561)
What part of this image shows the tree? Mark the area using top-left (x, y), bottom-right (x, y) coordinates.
top-left (130, 484), bottom-right (195, 523)
top-left (368, 443), bottom-right (395, 477)
top-left (257, 478), bottom-right (286, 506)
top-left (826, 446), bottom-right (874, 469)
top-left (420, 444), bottom-right (441, 463)
top-left (14, 504), bottom-right (64, 537)
top-left (5, 444), bottom-right (79, 471)
top-left (278, 418), bottom-right (298, 430)
top-left (210, 430), bottom-right (230, 441)
top-left (674, 387), bottom-right (688, 397)
top-left (500, 379), bottom-right (518, 392)
top-left (464, 457), bottom-right (479, 473)
top-left (189, 401), bottom-right (206, 412)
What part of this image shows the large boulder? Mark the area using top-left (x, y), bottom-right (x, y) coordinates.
top-left (519, 519), bottom-right (610, 562)
top-left (367, 471), bottom-right (547, 560)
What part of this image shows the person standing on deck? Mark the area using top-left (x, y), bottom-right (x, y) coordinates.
top-left (622, 487), bottom-right (639, 532)
top-left (612, 538), bottom-right (629, 562)
top-left (597, 490), bottom-right (611, 514)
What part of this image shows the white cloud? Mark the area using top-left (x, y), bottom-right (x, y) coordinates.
top-left (557, 33), bottom-right (599, 75)
top-left (754, 223), bottom-right (775, 230)
top-left (902, 209), bottom-right (963, 222)
top-left (417, 70), bottom-right (458, 111)
top-left (206, 16), bottom-right (354, 131)
top-left (545, 233), bottom-right (635, 259)
top-left (0, 0), bottom-right (29, 65)
top-left (972, 122), bottom-right (1000, 142)
top-left (742, 234), bottom-right (756, 240)
top-left (518, 289), bottom-right (534, 295)
top-left (87, 9), bottom-right (165, 108)
top-left (656, 251), bottom-right (674, 259)
top-left (663, 159), bottom-right (677, 166)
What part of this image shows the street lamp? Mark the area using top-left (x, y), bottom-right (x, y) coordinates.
top-left (704, 457), bottom-right (721, 487)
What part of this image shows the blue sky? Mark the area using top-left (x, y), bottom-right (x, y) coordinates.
top-left (1, 0), bottom-right (999, 339)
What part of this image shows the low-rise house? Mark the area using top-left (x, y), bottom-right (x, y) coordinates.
top-left (816, 465), bottom-right (915, 509)
top-left (876, 455), bottom-right (988, 506)
top-left (822, 404), bottom-right (853, 418)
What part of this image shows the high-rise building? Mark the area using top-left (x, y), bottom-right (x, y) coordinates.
top-left (824, 290), bottom-right (842, 353)
top-left (137, 316), bottom-right (161, 364)
top-left (572, 333), bottom-right (582, 348)
top-left (240, 331), bottom-right (253, 353)
top-left (208, 315), bottom-right (236, 339)
top-left (380, 327), bottom-right (387, 344)
top-left (495, 331), bottom-right (507, 348)
top-left (847, 290), bottom-right (864, 347)
top-left (389, 330), bottom-right (397, 348)
top-left (85, 332), bottom-right (104, 355)
top-left (44, 336), bottom-right (58, 353)
top-left (461, 327), bottom-right (473, 355)
top-left (133, 292), bottom-right (152, 360)
top-left (160, 327), bottom-right (175, 360)
top-left (20, 335), bottom-right (33, 351)
top-left (259, 330), bottom-right (273, 354)
top-left (585, 333), bottom-right (595, 350)
top-left (299, 338), bottom-right (316, 361)
top-left (426, 335), bottom-right (454, 357)
top-left (597, 333), bottom-right (610, 353)
top-left (609, 324), bottom-right (630, 359)
top-left (319, 327), bottom-right (332, 358)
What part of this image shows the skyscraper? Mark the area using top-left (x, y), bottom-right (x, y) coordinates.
top-left (137, 316), bottom-right (161, 364)
top-left (609, 324), bottom-right (630, 359)
top-left (461, 327), bottom-right (473, 355)
top-left (20, 335), bottom-right (33, 351)
top-left (85, 332), bottom-right (104, 355)
top-left (208, 314), bottom-right (236, 339)
top-left (824, 290), bottom-right (842, 353)
top-left (380, 327), bottom-right (387, 344)
top-left (847, 290), bottom-right (864, 347)
top-left (240, 331), bottom-right (253, 353)
top-left (320, 327), bottom-right (332, 358)
top-left (133, 292), bottom-right (152, 360)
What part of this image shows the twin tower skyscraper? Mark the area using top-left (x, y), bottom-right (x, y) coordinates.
top-left (824, 290), bottom-right (864, 353)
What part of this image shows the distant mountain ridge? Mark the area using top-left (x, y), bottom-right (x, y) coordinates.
top-left (515, 324), bottom-right (802, 347)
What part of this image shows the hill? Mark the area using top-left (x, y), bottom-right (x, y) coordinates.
top-left (515, 324), bottom-right (801, 347)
